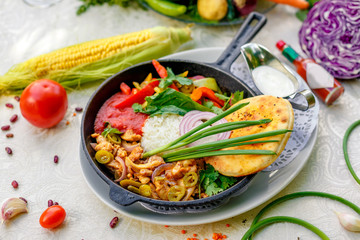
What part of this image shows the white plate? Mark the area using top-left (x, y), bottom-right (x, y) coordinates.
top-left (80, 47), bottom-right (318, 226)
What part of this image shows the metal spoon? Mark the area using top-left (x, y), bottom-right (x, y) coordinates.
top-left (241, 43), bottom-right (315, 111)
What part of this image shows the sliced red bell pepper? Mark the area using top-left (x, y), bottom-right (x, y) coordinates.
top-left (152, 59), bottom-right (167, 78)
top-left (206, 99), bottom-right (221, 108)
top-left (120, 82), bottom-right (131, 95)
top-left (131, 88), bottom-right (139, 95)
top-left (190, 87), bottom-right (225, 107)
top-left (114, 80), bottom-right (159, 109)
top-left (169, 83), bottom-right (179, 91)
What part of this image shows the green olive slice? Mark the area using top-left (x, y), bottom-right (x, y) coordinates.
top-left (183, 172), bottom-right (198, 187)
top-left (168, 185), bottom-right (186, 201)
top-left (95, 150), bottom-right (114, 164)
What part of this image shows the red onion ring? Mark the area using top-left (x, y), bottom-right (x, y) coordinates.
top-left (182, 186), bottom-right (196, 201)
top-left (114, 156), bottom-right (127, 182)
top-left (90, 143), bottom-right (97, 150)
top-left (189, 75), bottom-right (205, 80)
top-left (179, 111), bottom-right (230, 146)
top-left (121, 141), bottom-right (140, 152)
top-left (151, 163), bottom-right (175, 183)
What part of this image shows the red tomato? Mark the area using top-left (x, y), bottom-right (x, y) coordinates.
top-left (39, 205), bottom-right (66, 229)
top-left (20, 79), bottom-right (68, 128)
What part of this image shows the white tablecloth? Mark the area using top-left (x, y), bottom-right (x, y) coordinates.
top-left (1, 1), bottom-right (360, 239)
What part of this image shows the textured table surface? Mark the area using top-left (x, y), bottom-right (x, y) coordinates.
top-left (1, 1), bottom-right (360, 239)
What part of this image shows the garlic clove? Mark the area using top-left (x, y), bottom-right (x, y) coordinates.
top-left (335, 211), bottom-right (360, 232)
top-left (1, 197), bottom-right (28, 223)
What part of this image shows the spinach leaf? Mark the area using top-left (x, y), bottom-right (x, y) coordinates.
top-left (202, 100), bottom-right (223, 115)
top-left (132, 88), bottom-right (212, 116)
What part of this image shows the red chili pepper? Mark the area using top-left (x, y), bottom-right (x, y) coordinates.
top-left (190, 87), bottom-right (224, 107)
top-left (114, 81), bottom-right (159, 109)
top-left (152, 59), bottom-right (167, 78)
top-left (120, 82), bottom-right (131, 95)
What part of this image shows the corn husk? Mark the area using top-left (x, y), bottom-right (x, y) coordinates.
top-left (0, 26), bottom-right (192, 95)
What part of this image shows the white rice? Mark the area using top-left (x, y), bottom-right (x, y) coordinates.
top-left (141, 114), bottom-right (183, 152)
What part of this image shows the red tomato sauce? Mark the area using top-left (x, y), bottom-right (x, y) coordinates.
top-left (94, 92), bottom-right (148, 135)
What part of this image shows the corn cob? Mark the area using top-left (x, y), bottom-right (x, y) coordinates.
top-left (0, 26), bottom-right (191, 94)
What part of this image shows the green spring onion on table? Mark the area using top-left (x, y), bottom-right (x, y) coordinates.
top-left (343, 120), bottom-right (360, 185)
top-left (246, 191), bottom-right (360, 239)
top-left (243, 216), bottom-right (330, 240)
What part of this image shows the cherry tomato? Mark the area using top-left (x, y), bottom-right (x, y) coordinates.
top-left (39, 205), bottom-right (66, 229)
top-left (20, 79), bottom-right (68, 128)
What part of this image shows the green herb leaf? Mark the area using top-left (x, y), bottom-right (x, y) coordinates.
top-left (296, 9), bottom-right (309, 22)
top-left (231, 91), bottom-right (244, 105)
top-left (159, 67), bottom-right (193, 89)
top-left (218, 174), bottom-right (237, 189)
top-left (132, 88), bottom-right (212, 116)
top-left (199, 164), bottom-right (238, 197)
top-left (205, 182), bottom-right (224, 196)
top-left (101, 124), bottom-right (123, 138)
top-left (203, 100), bottom-right (224, 115)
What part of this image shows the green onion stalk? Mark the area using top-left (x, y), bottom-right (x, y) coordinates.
top-left (143, 102), bottom-right (251, 158)
top-left (343, 120), bottom-right (360, 185)
top-left (245, 191), bottom-right (360, 240)
top-left (142, 102), bottom-right (291, 162)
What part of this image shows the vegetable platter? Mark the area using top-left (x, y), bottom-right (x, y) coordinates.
top-left (140, 0), bottom-right (276, 26)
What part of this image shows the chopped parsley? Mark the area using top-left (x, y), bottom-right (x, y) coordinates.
top-left (199, 164), bottom-right (238, 197)
top-left (158, 67), bottom-right (193, 89)
top-left (101, 123), bottom-right (123, 138)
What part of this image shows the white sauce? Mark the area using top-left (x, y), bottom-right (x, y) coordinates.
top-left (252, 65), bottom-right (296, 97)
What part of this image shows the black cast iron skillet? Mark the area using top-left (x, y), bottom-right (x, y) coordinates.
top-left (80, 12), bottom-right (267, 214)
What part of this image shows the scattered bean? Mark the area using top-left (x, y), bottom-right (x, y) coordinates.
top-left (12, 180), bottom-right (19, 189)
top-left (19, 197), bottom-right (28, 203)
top-left (14, 96), bottom-right (20, 102)
top-left (6, 133), bottom-right (14, 138)
top-left (54, 202), bottom-right (59, 205)
top-left (1, 125), bottom-right (10, 131)
top-left (54, 155), bottom-right (59, 164)
top-left (10, 114), bottom-right (18, 123)
top-left (5, 147), bottom-right (12, 155)
top-left (109, 217), bottom-right (119, 228)
top-left (75, 107), bottom-right (83, 112)
top-left (5, 103), bottom-right (14, 109)
top-left (48, 200), bottom-right (54, 207)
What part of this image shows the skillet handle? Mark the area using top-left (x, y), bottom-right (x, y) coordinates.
top-left (109, 182), bottom-right (141, 206)
top-left (214, 12), bottom-right (267, 72)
